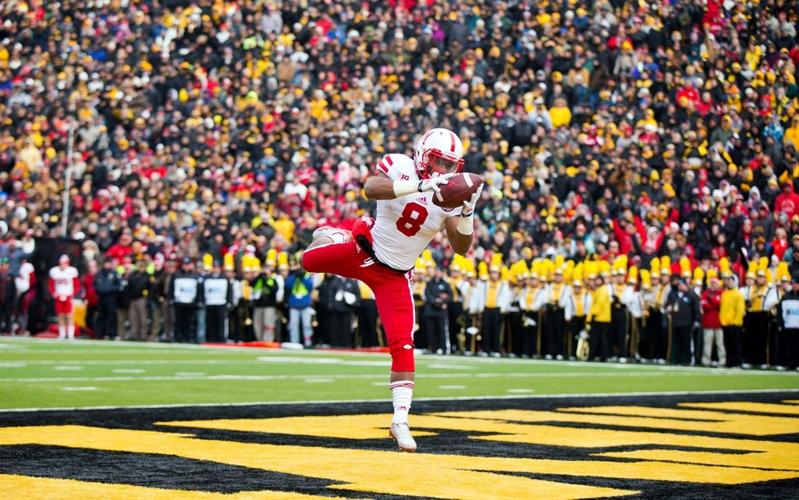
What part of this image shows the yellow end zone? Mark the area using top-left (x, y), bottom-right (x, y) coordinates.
top-left (2, 399), bottom-right (799, 499)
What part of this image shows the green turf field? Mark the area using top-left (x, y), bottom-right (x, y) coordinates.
top-left (1, 337), bottom-right (798, 410)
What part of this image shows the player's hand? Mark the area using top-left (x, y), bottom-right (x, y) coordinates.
top-left (418, 173), bottom-right (455, 194)
top-left (461, 184), bottom-right (483, 217)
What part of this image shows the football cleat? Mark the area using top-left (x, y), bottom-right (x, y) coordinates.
top-left (389, 422), bottom-right (417, 452)
top-left (312, 226), bottom-right (349, 244)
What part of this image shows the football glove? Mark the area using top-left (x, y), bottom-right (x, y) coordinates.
top-left (461, 184), bottom-right (483, 217)
top-left (418, 173), bottom-right (455, 194)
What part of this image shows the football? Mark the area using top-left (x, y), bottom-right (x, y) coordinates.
top-left (432, 173), bottom-right (484, 210)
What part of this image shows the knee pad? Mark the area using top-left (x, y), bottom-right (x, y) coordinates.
top-left (389, 337), bottom-right (415, 372)
top-left (352, 216), bottom-right (375, 247)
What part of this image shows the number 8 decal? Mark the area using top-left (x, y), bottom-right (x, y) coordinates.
top-left (396, 202), bottom-right (429, 237)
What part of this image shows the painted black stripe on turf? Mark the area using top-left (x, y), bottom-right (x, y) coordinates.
top-left (492, 471), bottom-right (799, 500)
top-left (0, 445), bottom-right (337, 494)
top-left (3, 392), bottom-right (799, 426)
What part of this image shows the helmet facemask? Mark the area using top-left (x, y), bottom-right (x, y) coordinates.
top-left (414, 128), bottom-right (465, 179)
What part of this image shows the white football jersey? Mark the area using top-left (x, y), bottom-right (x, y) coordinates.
top-left (15, 262), bottom-right (34, 294)
top-left (371, 153), bottom-right (456, 271)
top-left (49, 266), bottom-right (78, 296)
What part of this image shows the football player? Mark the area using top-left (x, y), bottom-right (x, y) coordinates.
top-left (49, 255), bottom-right (80, 339)
top-left (302, 128), bottom-right (481, 452)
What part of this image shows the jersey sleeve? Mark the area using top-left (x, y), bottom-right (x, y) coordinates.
top-left (373, 154), bottom-right (413, 181)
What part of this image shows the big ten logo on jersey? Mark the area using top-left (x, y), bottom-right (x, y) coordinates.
top-left (400, 174), bottom-right (410, 180)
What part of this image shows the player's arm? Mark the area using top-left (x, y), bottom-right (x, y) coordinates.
top-left (364, 170), bottom-right (452, 200)
top-left (364, 172), bottom-right (407, 200)
top-left (444, 185), bottom-right (482, 255)
top-left (445, 216), bottom-right (473, 255)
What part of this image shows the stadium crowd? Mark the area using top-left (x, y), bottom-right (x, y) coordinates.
top-left (0, 0), bottom-right (798, 368)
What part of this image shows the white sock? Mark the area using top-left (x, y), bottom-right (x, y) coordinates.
top-left (390, 380), bottom-right (415, 424)
top-left (58, 325), bottom-right (66, 339)
top-left (67, 324), bottom-right (75, 339)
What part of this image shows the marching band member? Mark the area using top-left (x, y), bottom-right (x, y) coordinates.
top-left (563, 262), bottom-right (591, 360)
top-left (622, 266), bottom-right (643, 361)
top-left (543, 257), bottom-right (568, 360)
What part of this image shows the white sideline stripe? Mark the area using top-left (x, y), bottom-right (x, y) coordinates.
top-left (1, 360), bottom-right (267, 365)
top-left (3, 388), bottom-right (799, 412)
top-left (304, 378), bottom-right (334, 383)
top-left (61, 387), bottom-right (98, 391)
top-left (53, 366), bottom-right (83, 371)
top-left (438, 385), bottom-right (466, 390)
top-left (112, 369), bottom-right (145, 374)
top-left (508, 389), bottom-right (536, 393)
top-left (2, 370), bottom-right (796, 383)
top-left (257, 356), bottom-right (390, 367)
top-left (5, 359), bottom-right (798, 377)
top-left (1, 336), bottom-right (789, 372)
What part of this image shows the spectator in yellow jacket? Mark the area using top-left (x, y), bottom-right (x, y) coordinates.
top-left (587, 274), bottom-right (611, 361)
top-left (549, 97), bottom-right (572, 128)
top-left (720, 275), bottom-right (745, 367)
top-left (785, 116), bottom-right (799, 149)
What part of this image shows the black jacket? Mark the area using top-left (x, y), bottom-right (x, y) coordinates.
top-left (94, 269), bottom-right (122, 296)
top-left (0, 271), bottom-right (15, 305)
top-left (666, 289), bottom-right (701, 328)
top-left (252, 273), bottom-right (279, 307)
top-left (424, 278), bottom-right (453, 317)
top-left (332, 278), bottom-right (361, 313)
top-left (127, 271), bottom-right (152, 300)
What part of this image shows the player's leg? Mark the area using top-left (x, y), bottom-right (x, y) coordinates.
top-left (371, 273), bottom-right (417, 452)
top-left (301, 239), bottom-right (365, 280)
top-left (55, 299), bottom-right (68, 339)
top-left (306, 227), bottom-right (353, 251)
top-left (304, 217), bottom-right (377, 275)
top-left (57, 314), bottom-right (66, 339)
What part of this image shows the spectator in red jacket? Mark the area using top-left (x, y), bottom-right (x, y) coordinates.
top-left (105, 231), bottom-right (134, 264)
top-left (700, 275), bottom-right (725, 367)
top-left (82, 260), bottom-right (99, 338)
top-left (774, 183), bottom-right (799, 220)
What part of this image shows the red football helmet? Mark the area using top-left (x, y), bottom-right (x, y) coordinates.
top-left (413, 128), bottom-right (465, 179)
